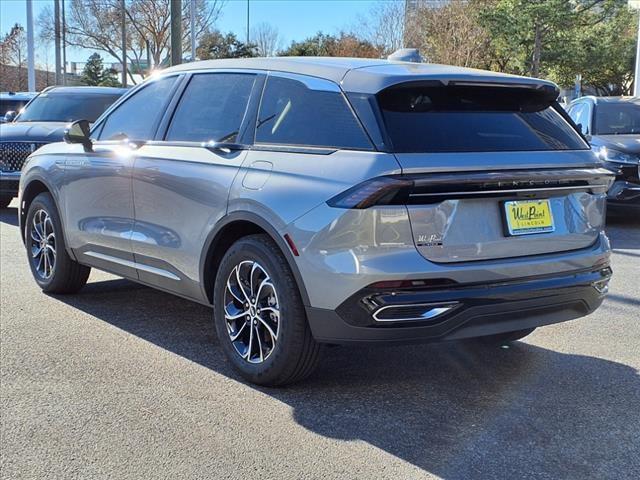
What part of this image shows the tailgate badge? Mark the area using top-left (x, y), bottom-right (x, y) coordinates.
top-left (417, 234), bottom-right (443, 247)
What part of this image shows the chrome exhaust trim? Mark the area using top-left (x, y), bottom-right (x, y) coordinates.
top-left (373, 302), bottom-right (460, 323)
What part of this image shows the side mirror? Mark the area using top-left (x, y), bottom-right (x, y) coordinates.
top-left (4, 111), bottom-right (16, 122)
top-left (64, 119), bottom-right (92, 152)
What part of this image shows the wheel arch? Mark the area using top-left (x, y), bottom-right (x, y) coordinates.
top-left (199, 212), bottom-right (310, 307)
top-left (20, 178), bottom-right (57, 244)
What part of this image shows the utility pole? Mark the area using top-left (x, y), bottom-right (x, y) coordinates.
top-left (121, 0), bottom-right (127, 86)
top-left (61, 0), bottom-right (66, 85)
top-left (26, 0), bottom-right (36, 91)
top-left (54, 0), bottom-right (61, 85)
top-left (190, 0), bottom-right (196, 61)
top-left (170, 0), bottom-right (182, 66)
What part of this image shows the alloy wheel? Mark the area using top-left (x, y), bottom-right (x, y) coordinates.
top-left (30, 208), bottom-right (56, 279)
top-left (223, 260), bottom-right (280, 364)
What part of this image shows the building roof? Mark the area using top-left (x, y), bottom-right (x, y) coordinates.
top-left (161, 57), bottom-right (559, 94)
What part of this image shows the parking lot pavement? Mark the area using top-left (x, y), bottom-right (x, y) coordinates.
top-left (1, 198), bottom-right (639, 480)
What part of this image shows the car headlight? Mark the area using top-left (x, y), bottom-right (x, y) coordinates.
top-left (594, 146), bottom-right (638, 165)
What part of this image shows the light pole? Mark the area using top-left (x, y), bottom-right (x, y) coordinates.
top-left (121, 0), bottom-right (127, 86)
top-left (26, 0), bottom-right (35, 91)
top-left (54, 0), bottom-right (61, 85)
top-left (170, 0), bottom-right (182, 66)
top-left (635, 13), bottom-right (640, 96)
top-left (631, 1), bottom-right (640, 96)
top-left (190, 0), bottom-right (196, 61)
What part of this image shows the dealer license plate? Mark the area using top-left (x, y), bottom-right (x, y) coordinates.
top-left (504, 199), bottom-right (555, 236)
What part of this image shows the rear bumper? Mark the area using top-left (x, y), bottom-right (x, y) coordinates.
top-left (0, 171), bottom-right (21, 197)
top-left (306, 266), bottom-right (612, 344)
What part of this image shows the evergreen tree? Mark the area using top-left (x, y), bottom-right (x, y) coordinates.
top-left (80, 53), bottom-right (120, 87)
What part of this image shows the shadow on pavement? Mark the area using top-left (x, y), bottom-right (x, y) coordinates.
top-left (606, 213), bottom-right (640, 250)
top-left (54, 278), bottom-right (640, 479)
top-left (0, 207), bottom-right (19, 227)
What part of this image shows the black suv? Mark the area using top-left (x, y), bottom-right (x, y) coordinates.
top-left (566, 96), bottom-right (640, 211)
top-left (0, 86), bottom-right (125, 208)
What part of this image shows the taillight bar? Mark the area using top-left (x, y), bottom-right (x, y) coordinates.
top-left (327, 167), bottom-right (614, 209)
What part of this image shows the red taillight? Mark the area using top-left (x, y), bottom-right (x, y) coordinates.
top-left (326, 176), bottom-right (413, 209)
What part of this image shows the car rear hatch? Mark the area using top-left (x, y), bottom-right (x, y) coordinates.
top-left (349, 79), bottom-right (614, 263)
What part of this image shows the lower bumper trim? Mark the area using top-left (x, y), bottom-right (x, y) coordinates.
top-left (307, 267), bottom-right (611, 344)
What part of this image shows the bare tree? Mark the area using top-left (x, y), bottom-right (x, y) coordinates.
top-left (404, 0), bottom-right (492, 68)
top-left (38, 0), bottom-right (225, 83)
top-left (0, 24), bottom-right (28, 90)
top-left (251, 22), bottom-right (281, 57)
top-left (37, 32), bottom-right (54, 87)
top-left (354, 1), bottom-right (405, 55)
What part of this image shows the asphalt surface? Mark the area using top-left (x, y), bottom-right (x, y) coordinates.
top-left (1, 199), bottom-right (639, 480)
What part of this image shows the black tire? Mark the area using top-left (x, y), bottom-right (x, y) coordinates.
top-left (474, 327), bottom-right (536, 345)
top-left (25, 192), bottom-right (90, 294)
top-left (0, 195), bottom-right (12, 209)
top-left (213, 234), bottom-right (321, 386)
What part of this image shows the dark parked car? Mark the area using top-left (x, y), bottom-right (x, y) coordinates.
top-left (566, 96), bottom-right (640, 210)
top-left (0, 86), bottom-right (126, 208)
top-left (0, 91), bottom-right (37, 122)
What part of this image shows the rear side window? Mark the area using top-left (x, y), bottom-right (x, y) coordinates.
top-left (166, 73), bottom-right (256, 143)
top-left (98, 76), bottom-right (177, 141)
top-left (378, 85), bottom-right (588, 153)
top-left (255, 75), bottom-right (372, 150)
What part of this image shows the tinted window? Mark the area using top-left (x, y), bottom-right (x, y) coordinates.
top-left (256, 76), bottom-right (371, 150)
top-left (594, 102), bottom-right (640, 135)
top-left (378, 85), bottom-right (588, 153)
top-left (99, 76), bottom-right (177, 141)
top-left (16, 92), bottom-right (121, 123)
top-left (166, 73), bottom-right (255, 143)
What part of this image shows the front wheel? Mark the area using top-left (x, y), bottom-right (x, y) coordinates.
top-left (25, 192), bottom-right (91, 293)
top-left (213, 234), bottom-right (321, 386)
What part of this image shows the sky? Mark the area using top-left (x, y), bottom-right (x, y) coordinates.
top-left (0, 0), bottom-right (380, 65)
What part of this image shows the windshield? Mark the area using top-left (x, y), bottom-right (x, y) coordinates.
top-left (16, 92), bottom-right (122, 123)
top-left (1, 99), bottom-right (29, 115)
top-left (594, 102), bottom-right (640, 135)
top-left (377, 84), bottom-right (587, 153)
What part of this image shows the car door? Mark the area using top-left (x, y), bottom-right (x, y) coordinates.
top-left (62, 75), bottom-right (181, 278)
top-left (130, 71), bottom-right (262, 300)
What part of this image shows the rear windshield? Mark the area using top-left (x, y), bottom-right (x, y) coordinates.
top-left (377, 84), bottom-right (587, 153)
top-left (594, 102), bottom-right (640, 135)
top-left (16, 92), bottom-right (122, 123)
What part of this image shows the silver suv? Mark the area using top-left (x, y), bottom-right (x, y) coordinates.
top-left (19, 58), bottom-right (614, 386)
